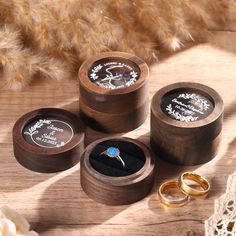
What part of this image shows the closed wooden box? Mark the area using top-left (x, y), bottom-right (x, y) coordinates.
top-left (80, 137), bottom-right (156, 205)
top-left (13, 108), bottom-right (85, 173)
top-left (78, 52), bottom-right (149, 133)
top-left (150, 82), bottom-right (224, 166)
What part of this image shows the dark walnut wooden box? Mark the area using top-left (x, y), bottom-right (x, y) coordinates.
top-left (78, 52), bottom-right (149, 133)
top-left (12, 108), bottom-right (85, 173)
top-left (80, 137), bottom-right (156, 205)
top-left (150, 82), bottom-right (224, 166)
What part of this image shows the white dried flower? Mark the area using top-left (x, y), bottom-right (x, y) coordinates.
top-left (0, 206), bottom-right (38, 236)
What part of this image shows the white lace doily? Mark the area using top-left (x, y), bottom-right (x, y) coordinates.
top-left (205, 171), bottom-right (236, 236)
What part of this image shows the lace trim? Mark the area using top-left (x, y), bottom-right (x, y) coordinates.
top-left (205, 171), bottom-right (236, 235)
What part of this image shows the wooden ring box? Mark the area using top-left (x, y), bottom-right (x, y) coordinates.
top-left (80, 137), bottom-right (156, 205)
top-left (12, 108), bottom-right (85, 173)
top-left (150, 82), bottom-right (224, 166)
top-left (78, 52), bottom-right (149, 133)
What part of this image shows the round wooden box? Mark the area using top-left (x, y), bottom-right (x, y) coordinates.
top-left (13, 108), bottom-right (85, 173)
top-left (80, 137), bottom-right (156, 205)
top-left (78, 52), bottom-right (149, 133)
top-left (150, 82), bottom-right (224, 166)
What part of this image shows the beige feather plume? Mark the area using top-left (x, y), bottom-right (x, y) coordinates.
top-left (0, 0), bottom-right (233, 90)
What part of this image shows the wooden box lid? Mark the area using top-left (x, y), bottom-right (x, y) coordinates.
top-left (12, 108), bottom-right (85, 173)
top-left (150, 82), bottom-right (224, 166)
top-left (80, 137), bottom-right (156, 205)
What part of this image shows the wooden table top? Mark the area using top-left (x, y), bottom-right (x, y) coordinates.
top-left (0, 21), bottom-right (235, 236)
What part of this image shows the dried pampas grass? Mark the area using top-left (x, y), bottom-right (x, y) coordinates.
top-left (0, 0), bottom-right (233, 90)
top-left (0, 26), bottom-right (69, 90)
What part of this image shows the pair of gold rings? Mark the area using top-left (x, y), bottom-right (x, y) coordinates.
top-left (159, 172), bottom-right (210, 208)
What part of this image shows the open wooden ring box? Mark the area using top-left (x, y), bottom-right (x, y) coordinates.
top-left (150, 82), bottom-right (224, 166)
top-left (12, 108), bottom-right (85, 173)
top-left (80, 137), bottom-right (156, 205)
top-left (78, 51), bottom-right (149, 133)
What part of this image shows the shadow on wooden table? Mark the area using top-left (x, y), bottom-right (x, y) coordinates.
top-left (157, 42), bottom-right (200, 62)
top-left (137, 132), bottom-right (198, 188)
top-left (0, 126), bottom-right (61, 192)
top-left (143, 136), bottom-right (236, 216)
top-left (224, 101), bottom-right (236, 121)
top-left (29, 101), bottom-right (129, 233)
top-left (158, 27), bottom-right (236, 64)
top-left (209, 30), bottom-right (236, 55)
top-left (33, 168), bottom-right (129, 234)
top-left (210, 138), bottom-right (236, 196)
top-left (33, 81), bottom-right (235, 233)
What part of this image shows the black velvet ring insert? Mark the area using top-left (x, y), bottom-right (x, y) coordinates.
top-left (89, 140), bottom-right (146, 177)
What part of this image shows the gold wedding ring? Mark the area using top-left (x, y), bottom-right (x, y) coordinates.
top-left (158, 180), bottom-right (190, 208)
top-left (159, 172), bottom-right (211, 208)
top-left (178, 172), bottom-right (210, 197)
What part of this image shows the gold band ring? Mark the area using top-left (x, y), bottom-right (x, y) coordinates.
top-left (158, 180), bottom-right (190, 208)
top-left (178, 172), bottom-right (210, 197)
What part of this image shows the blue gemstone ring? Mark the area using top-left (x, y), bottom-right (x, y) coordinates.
top-left (100, 147), bottom-right (125, 168)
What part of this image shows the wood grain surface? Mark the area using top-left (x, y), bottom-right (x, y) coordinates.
top-left (150, 82), bottom-right (224, 166)
top-left (80, 137), bottom-right (155, 205)
top-left (0, 23), bottom-right (235, 235)
top-left (79, 52), bottom-right (149, 133)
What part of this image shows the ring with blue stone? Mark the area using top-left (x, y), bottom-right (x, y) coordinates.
top-left (100, 147), bottom-right (125, 168)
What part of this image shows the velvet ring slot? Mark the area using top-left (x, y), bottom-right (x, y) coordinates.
top-left (80, 137), bottom-right (156, 205)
